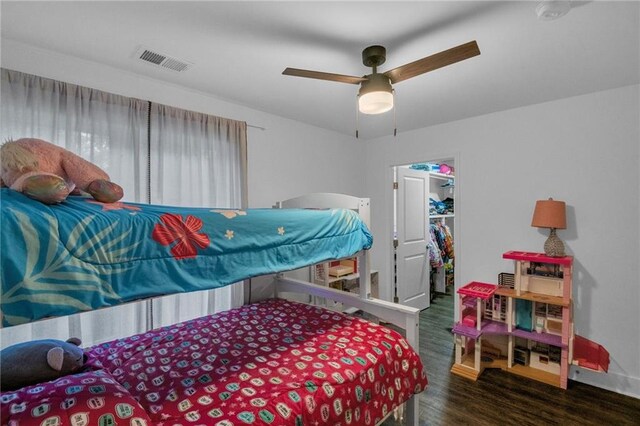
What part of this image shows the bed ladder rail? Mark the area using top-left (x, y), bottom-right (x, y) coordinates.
top-left (274, 276), bottom-right (420, 349)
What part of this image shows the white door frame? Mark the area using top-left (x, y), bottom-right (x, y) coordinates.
top-left (389, 152), bottom-right (461, 314)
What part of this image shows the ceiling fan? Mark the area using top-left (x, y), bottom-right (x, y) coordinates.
top-left (283, 40), bottom-right (480, 115)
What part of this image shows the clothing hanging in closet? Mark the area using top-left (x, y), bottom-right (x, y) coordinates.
top-left (427, 221), bottom-right (454, 267)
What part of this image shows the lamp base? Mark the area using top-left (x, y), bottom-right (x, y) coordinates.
top-left (544, 228), bottom-right (565, 257)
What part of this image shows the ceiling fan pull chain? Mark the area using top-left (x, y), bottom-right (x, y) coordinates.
top-left (393, 89), bottom-right (397, 137)
top-left (355, 95), bottom-right (360, 139)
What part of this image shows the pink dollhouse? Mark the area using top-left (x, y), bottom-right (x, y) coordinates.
top-left (450, 251), bottom-right (609, 389)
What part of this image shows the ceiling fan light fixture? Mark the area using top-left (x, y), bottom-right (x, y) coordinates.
top-left (358, 73), bottom-right (394, 115)
top-left (359, 91), bottom-right (394, 115)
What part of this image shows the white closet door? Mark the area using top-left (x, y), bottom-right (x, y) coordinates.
top-left (396, 168), bottom-right (430, 310)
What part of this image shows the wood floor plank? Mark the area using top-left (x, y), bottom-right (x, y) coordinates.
top-left (383, 294), bottom-right (640, 425)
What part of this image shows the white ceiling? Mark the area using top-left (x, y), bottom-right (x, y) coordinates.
top-left (1, 1), bottom-right (639, 139)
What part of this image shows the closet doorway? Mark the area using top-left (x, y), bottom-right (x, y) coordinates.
top-left (393, 156), bottom-right (457, 316)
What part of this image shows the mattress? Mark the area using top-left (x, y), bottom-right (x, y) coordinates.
top-left (1, 299), bottom-right (427, 425)
top-left (0, 190), bottom-right (373, 327)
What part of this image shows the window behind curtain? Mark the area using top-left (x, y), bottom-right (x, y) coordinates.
top-left (0, 68), bottom-right (246, 346)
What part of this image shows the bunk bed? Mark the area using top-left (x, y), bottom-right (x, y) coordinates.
top-left (0, 190), bottom-right (427, 425)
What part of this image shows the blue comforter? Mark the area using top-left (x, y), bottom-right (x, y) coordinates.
top-left (0, 190), bottom-right (372, 327)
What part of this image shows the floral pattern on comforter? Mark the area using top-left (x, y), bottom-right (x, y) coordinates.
top-left (88, 299), bottom-right (428, 425)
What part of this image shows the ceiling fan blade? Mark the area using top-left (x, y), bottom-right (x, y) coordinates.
top-left (283, 68), bottom-right (366, 85)
top-left (384, 40), bottom-right (480, 84)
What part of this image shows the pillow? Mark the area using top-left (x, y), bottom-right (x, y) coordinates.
top-left (1, 369), bottom-right (152, 425)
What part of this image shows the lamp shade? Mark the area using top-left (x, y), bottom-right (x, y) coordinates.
top-left (358, 73), bottom-right (393, 115)
top-left (359, 91), bottom-right (394, 114)
top-left (531, 198), bottom-right (566, 229)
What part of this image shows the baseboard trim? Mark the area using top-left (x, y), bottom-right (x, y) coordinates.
top-left (570, 366), bottom-right (640, 399)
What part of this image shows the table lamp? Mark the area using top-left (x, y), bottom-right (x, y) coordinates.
top-left (531, 198), bottom-right (567, 257)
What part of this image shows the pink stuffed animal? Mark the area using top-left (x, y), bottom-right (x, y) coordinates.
top-left (0, 138), bottom-right (123, 204)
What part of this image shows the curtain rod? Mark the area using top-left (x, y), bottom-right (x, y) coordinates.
top-left (247, 124), bottom-right (266, 131)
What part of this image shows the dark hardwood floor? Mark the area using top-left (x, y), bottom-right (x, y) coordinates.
top-left (384, 293), bottom-right (640, 426)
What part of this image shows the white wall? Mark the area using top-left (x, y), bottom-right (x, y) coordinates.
top-left (1, 39), bottom-right (365, 208)
top-left (364, 84), bottom-right (640, 397)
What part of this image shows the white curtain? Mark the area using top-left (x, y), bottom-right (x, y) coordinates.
top-left (149, 104), bottom-right (246, 327)
top-left (0, 69), bottom-right (246, 347)
top-left (1, 69), bottom-right (150, 348)
top-left (0, 69), bottom-right (148, 203)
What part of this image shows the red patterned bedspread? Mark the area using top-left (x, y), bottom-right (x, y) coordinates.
top-left (0, 369), bottom-right (153, 425)
top-left (2, 299), bottom-right (427, 425)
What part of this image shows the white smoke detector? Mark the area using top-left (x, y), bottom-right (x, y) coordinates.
top-left (134, 46), bottom-right (193, 72)
top-left (536, 1), bottom-right (571, 21)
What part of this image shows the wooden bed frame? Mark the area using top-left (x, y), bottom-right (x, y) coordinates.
top-left (273, 193), bottom-right (422, 426)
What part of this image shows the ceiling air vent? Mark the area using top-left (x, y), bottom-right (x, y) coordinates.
top-left (135, 47), bottom-right (193, 72)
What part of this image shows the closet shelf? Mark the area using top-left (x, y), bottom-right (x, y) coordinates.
top-left (429, 172), bottom-right (455, 181)
top-left (430, 214), bottom-right (455, 219)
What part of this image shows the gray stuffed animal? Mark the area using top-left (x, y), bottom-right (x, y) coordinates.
top-left (0, 337), bottom-right (86, 391)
